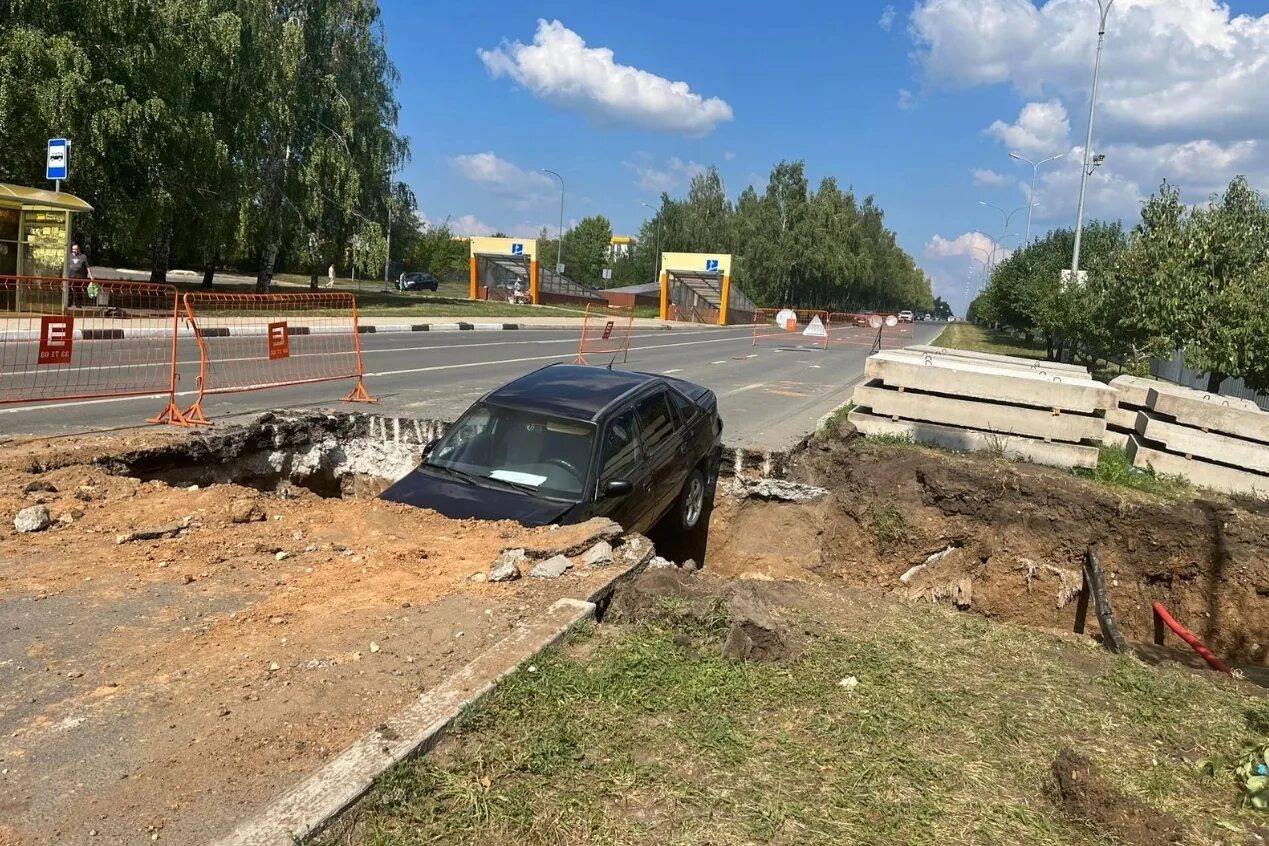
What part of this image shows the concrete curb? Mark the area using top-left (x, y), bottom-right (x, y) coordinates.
top-left (210, 597), bottom-right (597, 845)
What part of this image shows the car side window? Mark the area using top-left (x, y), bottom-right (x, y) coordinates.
top-left (600, 409), bottom-right (642, 482)
top-left (635, 391), bottom-right (675, 454)
top-left (667, 388), bottom-right (697, 428)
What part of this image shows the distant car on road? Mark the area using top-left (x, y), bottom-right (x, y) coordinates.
top-left (380, 364), bottom-right (723, 535)
top-left (397, 271), bottom-right (440, 292)
top-left (898, 310), bottom-right (914, 323)
top-left (853, 312), bottom-right (873, 327)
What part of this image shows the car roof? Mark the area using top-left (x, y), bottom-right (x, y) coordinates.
top-left (483, 364), bottom-right (661, 422)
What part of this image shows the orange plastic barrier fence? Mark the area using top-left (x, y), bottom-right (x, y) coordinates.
top-left (182, 292), bottom-right (375, 424)
top-left (576, 303), bottom-right (634, 365)
top-left (751, 308), bottom-right (830, 349)
top-left (0, 275), bottom-right (186, 422)
top-left (827, 313), bottom-right (913, 352)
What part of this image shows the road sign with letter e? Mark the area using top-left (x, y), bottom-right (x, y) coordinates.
top-left (38, 316), bottom-right (74, 365)
top-left (267, 321), bottom-right (290, 360)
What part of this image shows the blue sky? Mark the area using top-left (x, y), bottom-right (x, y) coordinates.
top-left (379, 0), bottom-right (1269, 313)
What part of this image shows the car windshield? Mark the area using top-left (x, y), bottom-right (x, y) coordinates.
top-left (426, 403), bottom-right (595, 500)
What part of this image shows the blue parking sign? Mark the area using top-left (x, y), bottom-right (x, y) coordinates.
top-left (705, 259), bottom-right (720, 272)
top-left (511, 243), bottom-right (524, 256)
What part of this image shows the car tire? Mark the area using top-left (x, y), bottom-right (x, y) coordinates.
top-left (676, 468), bottom-right (707, 532)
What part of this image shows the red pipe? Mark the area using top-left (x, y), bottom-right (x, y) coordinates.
top-left (1152, 602), bottom-right (1233, 675)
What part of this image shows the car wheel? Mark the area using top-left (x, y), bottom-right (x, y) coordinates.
top-left (677, 468), bottom-right (706, 531)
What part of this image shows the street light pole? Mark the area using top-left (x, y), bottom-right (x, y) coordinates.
top-left (1071, 0), bottom-right (1114, 278)
top-left (641, 201), bottom-right (662, 286)
top-left (543, 169), bottom-right (564, 275)
top-left (1010, 152), bottom-right (1067, 245)
top-left (978, 201), bottom-right (1028, 236)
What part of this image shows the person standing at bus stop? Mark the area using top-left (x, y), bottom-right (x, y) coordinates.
top-left (67, 243), bottom-right (93, 306)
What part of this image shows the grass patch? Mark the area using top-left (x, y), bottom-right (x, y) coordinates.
top-left (864, 432), bottom-right (915, 447)
top-left (868, 502), bottom-right (908, 546)
top-left (932, 322), bottom-right (1049, 361)
top-left (1076, 445), bottom-right (1192, 500)
top-left (322, 599), bottom-right (1266, 846)
top-left (817, 402), bottom-right (855, 438)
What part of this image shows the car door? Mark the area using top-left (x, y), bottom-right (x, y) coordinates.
top-left (633, 389), bottom-right (683, 526)
top-left (594, 407), bottom-right (653, 532)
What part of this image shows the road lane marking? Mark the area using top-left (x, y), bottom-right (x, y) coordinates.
top-left (722, 383), bottom-right (764, 397)
top-left (0, 334), bottom-right (758, 416)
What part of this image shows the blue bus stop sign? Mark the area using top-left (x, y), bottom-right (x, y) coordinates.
top-left (705, 259), bottom-right (720, 272)
top-left (47, 138), bottom-right (69, 181)
top-left (511, 242), bottom-right (524, 256)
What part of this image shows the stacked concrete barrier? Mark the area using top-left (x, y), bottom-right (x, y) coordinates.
top-left (848, 349), bottom-right (1115, 470)
top-left (1105, 375), bottom-right (1261, 450)
top-left (1127, 386), bottom-right (1269, 498)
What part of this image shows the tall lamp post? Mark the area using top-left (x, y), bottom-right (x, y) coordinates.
top-left (641, 201), bottom-right (662, 287)
top-left (978, 201), bottom-right (1027, 237)
top-left (542, 169), bottom-right (564, 276)
top-left (1071, 0), bottom-right (1114, 279)
top-left (1009, 152), bottom-right (1066, 245)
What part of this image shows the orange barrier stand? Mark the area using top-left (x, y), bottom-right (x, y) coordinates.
top-left (576, 303), bottom-right (634, 365)
top-left (0, 275), bottom-right (186, 423)
top-left (181, 292), bottom-right (375, 424)
top-left (751, 308), bottom-right (830, 349)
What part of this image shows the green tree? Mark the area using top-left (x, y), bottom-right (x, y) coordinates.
top-left (561, 215), bottom-right (613, 287)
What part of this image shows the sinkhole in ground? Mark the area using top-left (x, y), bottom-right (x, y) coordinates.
top-left (95, 411), bottom-right (450, 500)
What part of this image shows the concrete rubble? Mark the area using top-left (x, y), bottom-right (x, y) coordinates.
top-left (489, 549), bottom-right (526, 582)
top-left (580, 541), bottom-right (614, 568)
top-left (729, 477), bottom-right (828, 503)
top-left (848, 348), bottom-right (1111, 470)
top-left (529, 554), bottom-right (572, 580)
top-left (14, 504), bottom-right (52, 533)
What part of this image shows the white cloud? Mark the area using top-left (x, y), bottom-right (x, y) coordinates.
top-left (879, 5), bottom-right (897, 31)
top-left (724, 151), bottom-right (736, 161)
top-left (897, 88), bottom-right (917, 111)
top-left (972, 168), bottom-right (1012, 187)
top-left (451, 152), bottom-right (553, 197)
top-left (987, 100), bottom-right (1070, 157)
top-left (478, 19), bottom-right (734, 136)
top-left (626, 157), bottom-right (705, 193)
top-left (448, 214), bottom-right (494, 237)
top-left (927, 231), bottom-right (1013, 268)
top-left (910, 0), bottom-right (1269, 141)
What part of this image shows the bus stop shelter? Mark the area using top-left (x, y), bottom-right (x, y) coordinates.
top-left (0, 183), bottom-right (94, 279)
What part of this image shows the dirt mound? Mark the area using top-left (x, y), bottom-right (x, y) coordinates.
top-left (709, 437), bottom-right (1269, 665)
top-left (1052, 747), bottom-right (1187, 845)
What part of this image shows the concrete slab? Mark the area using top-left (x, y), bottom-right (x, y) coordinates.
top-left (865, 351), bottom-right (1116, 413)
top-left (909, 344), bottom-right (1088, 375)
top-left (848, 409), bottom-right (1099, 470)
top-left (1128, 436), bottom-right (1269, 499)
top-left (1110, 374), bottom-right (1261, 412)
top-left (1134, 410), bottom-right (1269, 476)
top-left (1105, 406), bottom-right (1139, 431)
top-left (1147, 388), bottom-right (1269, 446)
top-left (1101, 428), bottom-right (1131, 449)
top-left (852, 383), bottom-right (1105, 443)
top-left (211, 598), bottom-right (596, 845)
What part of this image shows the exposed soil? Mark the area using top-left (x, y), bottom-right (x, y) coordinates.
top-left (0, 422), bottom-right (633, 845)
top-left (1051, 747), bottom-right (1187, 845)
top-left (710, 433), bottom-right (1269, 669)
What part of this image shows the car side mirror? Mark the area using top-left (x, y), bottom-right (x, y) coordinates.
top-left (422, 439), bottom-right (439, 459)
top-left (603, 479), bottom-right (633, 498)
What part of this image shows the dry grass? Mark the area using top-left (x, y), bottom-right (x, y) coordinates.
top-left (320, 591), bottom-right (1267, 846)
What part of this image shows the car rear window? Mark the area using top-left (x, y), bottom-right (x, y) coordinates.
top-left (636, 392), bottom-right (675, 453)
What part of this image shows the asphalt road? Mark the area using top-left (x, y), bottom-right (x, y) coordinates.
top-left (0, 323), bottom-right (945, 449)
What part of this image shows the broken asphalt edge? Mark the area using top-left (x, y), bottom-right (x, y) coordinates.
top-left (211, 541), bottom-right (656, 845)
